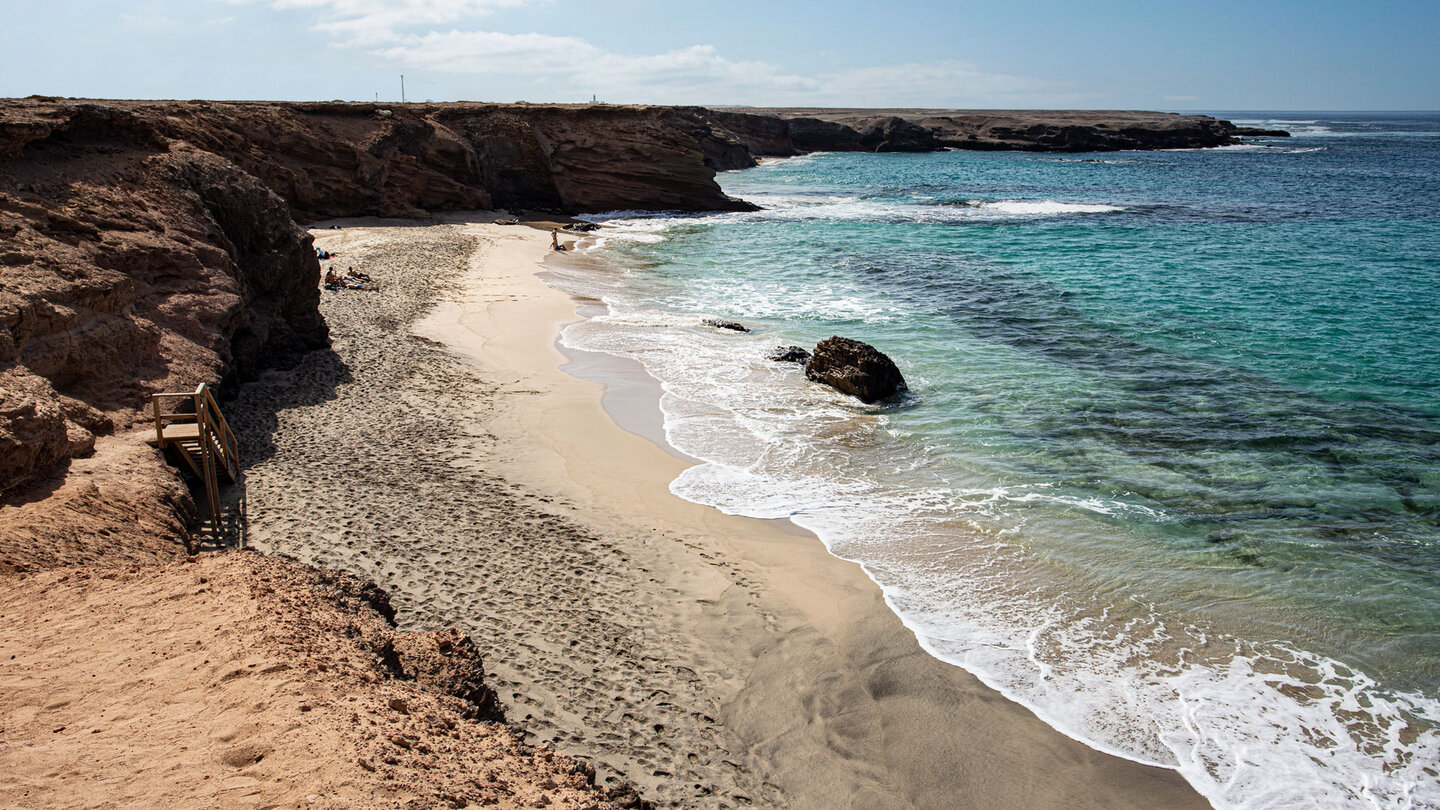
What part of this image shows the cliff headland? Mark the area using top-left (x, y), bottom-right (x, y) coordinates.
top-left (714, 107), bottom-right (1284, 156)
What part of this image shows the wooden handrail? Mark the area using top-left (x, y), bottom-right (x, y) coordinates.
top-left (197, 385), bottom-right (239, 480)
top-left (150, 383), bottom-right (241, 536)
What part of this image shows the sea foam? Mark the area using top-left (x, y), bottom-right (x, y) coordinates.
top-left (556, 136), bottom-right (1440, 807)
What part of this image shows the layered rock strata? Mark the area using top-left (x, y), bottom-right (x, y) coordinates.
top-left (714, 107), bottom-right (1285, 154)
top-left (0, 98), bottom-right (759, 512)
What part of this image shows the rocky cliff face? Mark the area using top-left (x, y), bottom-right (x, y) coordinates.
top-left (711, 108), bottom-right (1267, 154)
top-left (131, 100), bottom-right (755, 219)
top-left (0, 98), bottom-right (761, 509)
top-left (0, 103), bottom-right (326, 501)
top-left (711, 110), bottom-right (945, 155)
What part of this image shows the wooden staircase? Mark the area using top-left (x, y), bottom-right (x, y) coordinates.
top-left (148, 383), bottom-right (240, 538)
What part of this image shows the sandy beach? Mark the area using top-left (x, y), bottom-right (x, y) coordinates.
top-left (226, 214), bottom-right (1207, 809)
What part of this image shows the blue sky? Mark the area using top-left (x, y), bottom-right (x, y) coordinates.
top-left (2, 0), bottom-right (1436, 110)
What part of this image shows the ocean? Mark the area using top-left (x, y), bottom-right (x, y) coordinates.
top-left (543, 113), bottom-right (1440, 809)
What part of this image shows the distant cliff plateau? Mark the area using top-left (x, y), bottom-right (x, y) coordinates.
top-left (0, 98), bottom-right (1277, 561)
top-left (706, 107), bottom-right (1286, 162)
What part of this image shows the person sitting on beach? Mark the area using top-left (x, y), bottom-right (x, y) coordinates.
top-left (551, 229), bottom-right (567, 252)
top-left (324, 268), bottom-right (343, 289)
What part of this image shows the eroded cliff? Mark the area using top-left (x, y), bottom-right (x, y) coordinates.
top-left (714, 107), bottom-right (1272, 154)
top-left (0, 98), bottom-right (757, 537)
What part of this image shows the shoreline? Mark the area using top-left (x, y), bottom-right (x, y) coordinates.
top-left (410, 216), bottom-right (1208, 807)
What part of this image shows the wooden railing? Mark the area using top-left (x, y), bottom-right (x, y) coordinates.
top-left (151, 383), bottom-right (240, 532)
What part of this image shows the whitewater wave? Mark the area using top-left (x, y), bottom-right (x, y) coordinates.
top-left (546, 226), bottom-right (1440, 810)
top-left (660, 393), bottom-right (1440, 810)
top-left (973, 200), bottom-right (1125, 216)
top-left (583, 195), bottom-right (1127, 230)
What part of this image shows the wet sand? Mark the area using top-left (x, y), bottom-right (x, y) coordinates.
top-left (230, 214), bottom-right (1209, 809)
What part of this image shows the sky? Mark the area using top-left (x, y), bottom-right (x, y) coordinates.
top-left (2, 0), bottom-right (1437, 110)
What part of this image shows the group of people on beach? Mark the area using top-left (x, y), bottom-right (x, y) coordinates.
top-left (323, 266), bottom-right (377, 291)
top-left (315, 246), bottom-right (379, 291)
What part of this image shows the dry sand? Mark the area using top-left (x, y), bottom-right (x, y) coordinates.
top-left (225, 215), bottom-right (1208, 809)
top-left (0, 551), bottom-right (624, 809)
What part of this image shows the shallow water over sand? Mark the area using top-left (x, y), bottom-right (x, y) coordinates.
top-left (548, 113), bottom-right (1440, 809)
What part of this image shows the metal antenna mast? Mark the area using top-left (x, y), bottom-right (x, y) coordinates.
top-left (400, 75), bottom-right (406, 103)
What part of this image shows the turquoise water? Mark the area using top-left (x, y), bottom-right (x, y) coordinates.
top-left (549, 114), bottom-right (1440, 808)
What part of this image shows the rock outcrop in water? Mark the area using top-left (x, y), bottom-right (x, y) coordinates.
top-left (767, 345), bottom-right (812, 364)
top-left (805, 336), bottom-right (907, 403)
top-left (702, 318), bottom-right (750, 333)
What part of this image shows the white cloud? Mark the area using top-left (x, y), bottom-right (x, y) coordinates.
top-left (252, 0), bottom-right (531, 44)
top-left (375, 32), bottom-right (823, 102)
top-left (249, 0), bottom-right (1077, 107)
top-left (819, 61), bottom-right (1075, 107)
top-left (371, 30), bottom-right (1076, 107)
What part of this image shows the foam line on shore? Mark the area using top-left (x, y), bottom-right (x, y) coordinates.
top-left (233, 213), bottom-right (1209, 809)
top-left (436, 219), bottom-right (1209, 809)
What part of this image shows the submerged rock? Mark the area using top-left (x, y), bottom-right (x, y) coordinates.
top-left (767, 345), bottom-right (812, 364)
top-left (702, 318), bottom-right (750, 333)
top-left (804, 336), bottom-right (907, 403)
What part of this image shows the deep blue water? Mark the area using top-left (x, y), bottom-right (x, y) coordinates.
top-left (550, 113), bottom-right (1440, 808)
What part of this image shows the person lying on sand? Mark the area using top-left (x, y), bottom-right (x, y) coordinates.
top-left (323, 268), bottom-right (378, 291)
top-left (344, 272), bottom-right (379, 291)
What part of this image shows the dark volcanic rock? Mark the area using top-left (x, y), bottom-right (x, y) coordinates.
top-left (767, 345), bottom-right (811, 364)
top-left (787, 116), bottom-right (869, 152)
top-left (711, 108), bottom-right (1258, 154)
top-left (1233, 127), bottom-right (1292, 137)
top-left (704, 111), bottom-right (942, 156)
top-left (135, 100), bottom-right (756, 217)
top-left (702, 318), bottom-right (750, 333)
top-left (804, 336), bottom-right (907, 403)
top-left (662, 107), bottom-right (758, 170)
top-left (860, 117), bottom-right (942, 152)
top-left (707, 111), bottom-right (802, 157)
